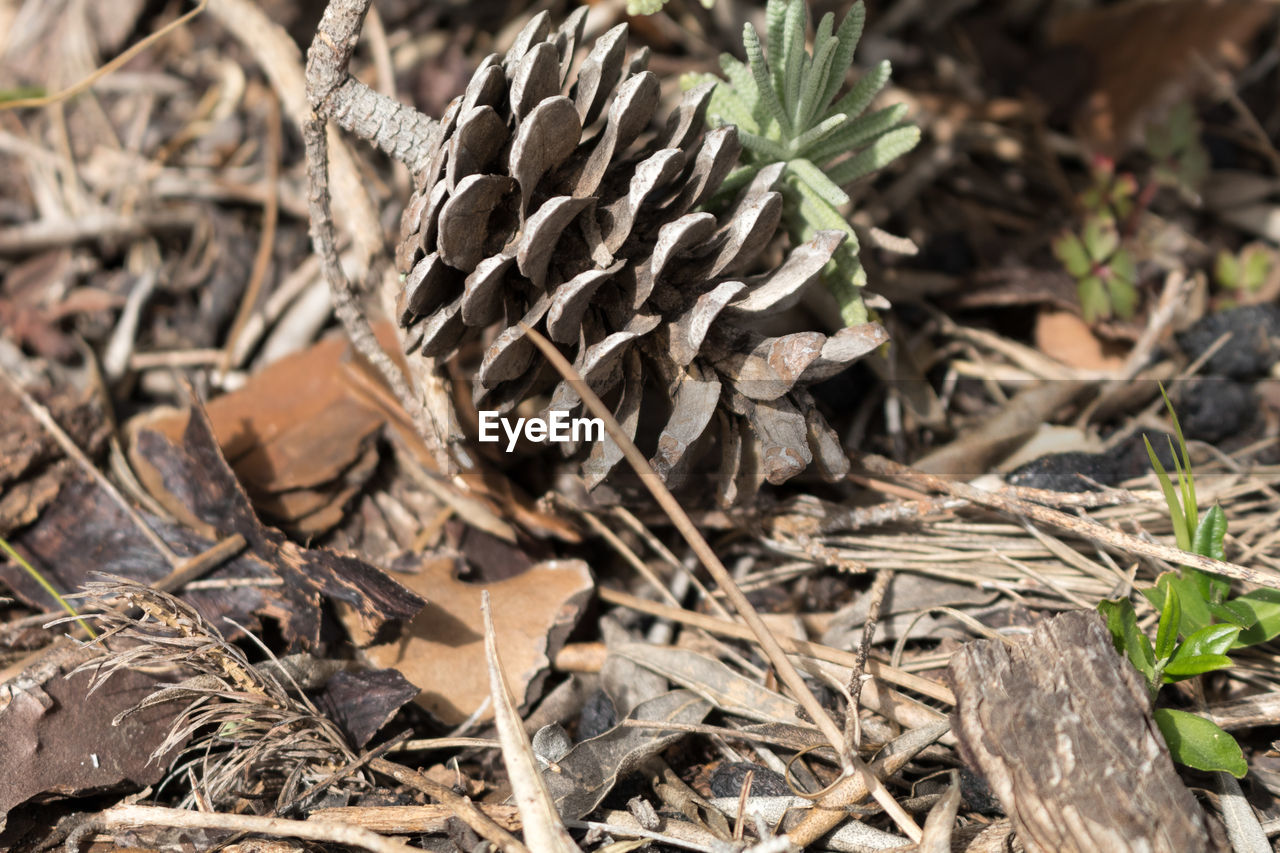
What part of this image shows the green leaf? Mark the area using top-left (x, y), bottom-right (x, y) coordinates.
top-left (824, 125), bottom-right (920, 185)
top-left (1082, 214), bottom-right (1119, 262)
top-left (1145, 434), bottom-right (1190, 551)
top-left (1228, 589), bottom-right (1280, 647)
top-left (1163, 653), bottom-right (1234, 680)
top-left (743, 23), bottom-right (791, 136)
top-left (789, 112), bottom-right (849, 157)
top-left (819, 1), bottom-right (867, 111)
top-left (737, 129), bottom-right (789, 161)
top-left (1154, 708), bottom-right (1247, 777)
top-left (806, 103), bottom-right (909, 165)
top-left (1215, 250), bottom-right (1241, 290)
top-left (1098, 598), bottom-right (1156, 686)
top-left (1166, 573), bottom-right (1214, 637)
top-left (1159, 382), bottom-right (1197, 534)
top-left (1053, 232), bottom-right (1092, 278)
top-left (828, 58), bottom-right (889, 125)
top-left (1155, 584), bottom-right (1182, 661)
top-left (1109, 247), bottom-right (1136, 286)
top-left (1242, 246), bottom-right (1272, 292)
top-left (1104, 269), bottom-right (1138, 320)
top-left (1077, 275), bottom-right (1109, 324)
top-left (766, 0), bottom-right (788, 96)
top-left (1175, 623), bottom-right (1240, 659)
top-left (781, 0), bottom-right (807, 121)
top-left (1208, 598), bottom-right (1253, 628)
top-left (1192, 505), bottom-right (1227, 561)
top-left (795, 31), bottom-right (838, 131)
top-left (626, 0), bottom-right (668, 14)
top-left (786, 157), bottom-right (850, 206)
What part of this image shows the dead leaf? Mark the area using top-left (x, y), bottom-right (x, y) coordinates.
top-left (542, 690), bottom-right (712, 820)
top-left (1034, 309), bottom-right (1128, 372)
top-left (129, 332), bottom-right (388, 535)
top-left (1050, 0), bottom-right (1275, 150)
top-left (365, 557), bottom-right (593, 724)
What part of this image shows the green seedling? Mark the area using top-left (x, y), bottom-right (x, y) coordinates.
top-left (687, 0), bottom-right (919, 325)
top-left (1099, 385), bottom-right (1280, 778)
top-left (1052, 212), bottom-right (1138, 323)
top-left (1215, 243), bottom-right (1274, 299)
top-left (1055, 101), bottom-right (1208, 322)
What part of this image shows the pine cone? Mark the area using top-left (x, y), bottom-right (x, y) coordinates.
top-left (395, 9), bottom-right (886, 503)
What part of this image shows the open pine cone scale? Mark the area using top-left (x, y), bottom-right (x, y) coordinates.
top-left (395, 9), bottom-right (887, 503)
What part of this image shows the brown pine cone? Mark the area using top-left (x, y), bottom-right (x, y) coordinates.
top-left (395, 9), bottom-right (886, 503)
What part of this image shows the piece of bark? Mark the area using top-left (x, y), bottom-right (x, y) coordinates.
top-left (0, 642), bottom-right (182, 830)
top-left (947, 611), bottom-right (1219, 853)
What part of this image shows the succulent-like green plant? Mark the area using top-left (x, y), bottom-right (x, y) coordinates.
top-left (687, 0), bottom-right (919, 325)
top-left (1053, 212), bottom-right (1138, 324)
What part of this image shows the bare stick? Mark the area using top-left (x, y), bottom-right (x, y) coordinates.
top-left (844, 567), bottom-right (894, 749)
top-left (91, 804), bottom-right (417, 853)
top-left (304, 0), bottom-right (437, 172)
top-left (520, 323), bottom-right (922, 842)
top-left (301, 114), bottom-right (433, 448)
top-left (369, 758), bottom-right (529, 853)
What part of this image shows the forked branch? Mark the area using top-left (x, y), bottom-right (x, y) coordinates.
top-left (305, 0), bottom-right (438, 173)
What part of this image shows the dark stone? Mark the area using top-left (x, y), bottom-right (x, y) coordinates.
top-left (709, 762), bottom-right (791, 799)
top-left (1006, 451), bottom-right (1121, 492)
top-left (1175, 304), bottom-right (1280, 379)
top-left (1006, 431), bottom-right (1180, 492)
top-left (1172, 379), bottom-right (1256, 443)
top-left (577, 688), bottom-right (618, 741)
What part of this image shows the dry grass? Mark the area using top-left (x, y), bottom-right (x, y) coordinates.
top-left (61, 577), bottom-right (358, 811)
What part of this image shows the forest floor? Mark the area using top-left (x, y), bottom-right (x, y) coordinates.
top-left (2, 0), bottom-right (1280, 850)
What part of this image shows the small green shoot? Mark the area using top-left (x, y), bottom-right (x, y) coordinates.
top-left (1099, 385), bottom-right (1280, 776)
top-left (688, 0), bottom-right (919, 325)
top-left (0, 534), bottom-right (96, 638)
top-left (1054, 102), bottom-right (1208, 322)
top-left (1053, 212), bottom-right (1138, 323)
top-left (1215, 243), bottom-right (1274, 303)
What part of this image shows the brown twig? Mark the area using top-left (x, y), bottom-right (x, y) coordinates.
top-left (369, 758), bottom-right (529, 853)
top-left (304, 0), bottom-right (437, 172)
top-left (845, 568), bottom-right (894, 749)
top-left (89, 804), bottom-right (417, 853)
top-left (301, 114), bottom-right (432, 446)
